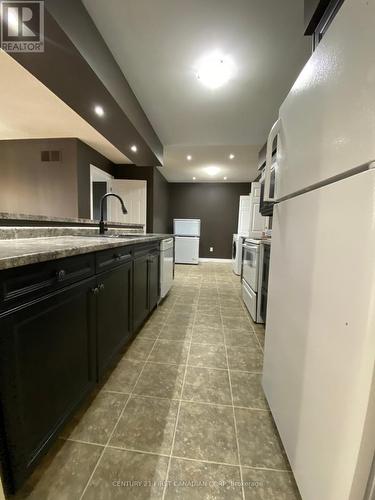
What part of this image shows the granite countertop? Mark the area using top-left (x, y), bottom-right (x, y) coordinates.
top-left (0, 212), bottom-right (144, 229)
top-left (0, 234), bottom-right (172, 271)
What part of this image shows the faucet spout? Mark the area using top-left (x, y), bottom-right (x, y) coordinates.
top-left (99, 193), bottom-right (128, 234)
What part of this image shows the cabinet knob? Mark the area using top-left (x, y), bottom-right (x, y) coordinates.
top-left (114, 253), bottom-right (121, 260)
top-left (56, 269), bottom-right (66, 281)
top-left (91, 287), bottom-right (99, 295)
top-left (99, 283), bottom-right (105, 292)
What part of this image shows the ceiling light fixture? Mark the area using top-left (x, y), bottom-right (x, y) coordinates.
top-left (205, 166), bottom-right (220, 176)
top-left (193, 176), bottom-right (196, 180)
top-left (130, 145), bottom-right (138, 153)
top-left (229, 154), bottom-right (235, 159)
top-left (94, 105), bottom-right (104, 117)
top-left (224, 176), bottom-right (227, 180)
top-left (196, 51), bottom-right (235, 90)
top-left (187, 155), bottom-right (192, 161)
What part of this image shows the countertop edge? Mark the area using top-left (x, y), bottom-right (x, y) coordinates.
top-left (0, 235), bottom-right (172, 271)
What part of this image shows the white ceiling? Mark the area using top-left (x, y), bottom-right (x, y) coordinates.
top-left (162, 144), bottom-right (259, 182)
top-left (0, 51), bottom-right (131, 164)
top-left (83, 0), bottom-right (311, 181)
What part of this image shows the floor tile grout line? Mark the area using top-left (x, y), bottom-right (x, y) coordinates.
top-left (220, 299), bottom-right (246, 500)
top-left (78, 302), bottom-right (177, 500)
top-left (118, 359), bottom-right (263, 374)
top-left (161, 274), bottom-right (202, 500)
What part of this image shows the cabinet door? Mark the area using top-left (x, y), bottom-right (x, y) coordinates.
top-left (96, 262), bottom-right (132, 379)
top-left (0, 278), bottom-right (96, 491)
top-left (148, 253), bottom-right (160, 312)
top-left (133, 254), bottom-right (149, 332)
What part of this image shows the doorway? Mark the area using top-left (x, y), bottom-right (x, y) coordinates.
top-left (90, 165), bottom-right (113, 220)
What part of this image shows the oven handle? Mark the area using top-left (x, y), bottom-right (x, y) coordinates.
top-left (264, 118), bottom-right (281, 202)
top-left (243, 243), bottom-right (260, 252)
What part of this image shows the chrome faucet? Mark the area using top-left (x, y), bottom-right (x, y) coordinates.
top-left (99, 193), bottom-right (128, 234)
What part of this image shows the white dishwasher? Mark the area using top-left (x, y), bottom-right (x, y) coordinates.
top-left (160, 238), bottom-right (174, 299)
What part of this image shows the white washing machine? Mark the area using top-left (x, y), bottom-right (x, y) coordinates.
top-left (232, 234), bottom-right (246, 275)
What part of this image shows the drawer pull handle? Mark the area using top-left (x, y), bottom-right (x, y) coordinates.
top-left (56, 269), bottom-right (66, 281)
top-left (91, 287), bottom-right (99, 295)
top-left (114, 253), bottom-right (121, 260)
top-left (99, 283), bottom-right (105, 292)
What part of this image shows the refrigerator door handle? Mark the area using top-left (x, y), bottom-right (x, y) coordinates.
top-left (264, 118), bottom-right (281, 202)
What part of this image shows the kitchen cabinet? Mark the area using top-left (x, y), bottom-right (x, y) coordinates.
top-left (304, 0), bottom-right (345, 49)
top-left (133, 246), bottom-right (160, 332)
top-left (148, 250), bottom-right (160, 312)
top-left (0, 278), bottom-right (96, 490)
top-left (0, 240), bottom-right (161, 493)
top-left (96, 261), bottom-right (132, 379)
top-left (133, 253), bottom-right (149, 332)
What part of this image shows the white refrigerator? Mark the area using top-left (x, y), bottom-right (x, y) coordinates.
top-left (262, 1), bottom-right (375, 500)
top-left (173, 219), bottom-right (200, 264)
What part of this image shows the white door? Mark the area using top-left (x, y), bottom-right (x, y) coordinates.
top-left (272, 0), bottom-right (375, 200)
top-left (248, 182), bottom-right (265, 238)
top-left (237, 195), bottom-right (250, 235)
top-left (109, 179), bottom-right (147, 229)
top-left (263, 169), bottom-right (375, 500)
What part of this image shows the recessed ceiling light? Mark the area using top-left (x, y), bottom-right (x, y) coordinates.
top-left (224, 176), bottom-right (228, 180)
top-left (196, 51), bottom-right (235, 90)
top-left (130, 145), bottom-right (138, 153)
top-left (205, 166), bottom-right (220, 176)
top-left (229, 154), bottom-right (235, 159)
top-left (187, 155), bottom-right (192, 161)
top-left (193, 176), bottom-right (196, 180)
top-left (94, 105), bottom-right (104, 117)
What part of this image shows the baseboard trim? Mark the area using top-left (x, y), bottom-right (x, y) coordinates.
top-left (199, 258), bottom-right (232, 263)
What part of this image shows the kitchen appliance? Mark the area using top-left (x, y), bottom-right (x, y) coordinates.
top-left (259, 160), bottom-right (276, 216)
top-left (232, 234), bottom-right (245, 275)
top-left (262, 2), bottom-right (375, 499)
top-left (159, 238), bottom-right (174, 299)
top-left (241, 239), bottom-right (263, 323)
top-left (173, 219), bottom-right (200, 265)
top-left (248, 182), bottom-right (267, 238)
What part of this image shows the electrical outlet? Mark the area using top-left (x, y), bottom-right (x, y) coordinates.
top-left (209, 247), bottom-right (214, 252)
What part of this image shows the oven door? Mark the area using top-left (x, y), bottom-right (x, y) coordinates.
top-left (242, 242), bottom-right (259, 292)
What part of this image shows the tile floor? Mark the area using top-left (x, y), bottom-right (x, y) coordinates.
top-left (14, 262), bottom-right (301, 500)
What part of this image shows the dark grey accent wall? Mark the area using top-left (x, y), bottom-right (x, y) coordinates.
top-left (169, 183), bottom-right (251, 259)
top-left (153, 169), bottom-right (169, 234)
top-left (76, 139), bottom-right (115, 219)
top-left (45, 0), bottom-right (163, 165)
top-left (113, 166), bottom-right (170, 233)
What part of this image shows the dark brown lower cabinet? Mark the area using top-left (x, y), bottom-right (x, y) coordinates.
top-left (148, 251), bottom-right (160, 312)
top-left (133, 253), bottom-right (149, 332)
top-left (0, 278), bottom-right (97, 491)
top-left (96, 262), bottom-right (132, 379)
top-left (133, 249), bottom-right (160, 332)
top-left (0, 241), bottom-right (162, 493)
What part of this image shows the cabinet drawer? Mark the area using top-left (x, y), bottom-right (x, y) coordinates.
top-left (133, 243), bottom-right (159, 260)
top-left (96, 246), bottom-right (132, 274)
top-left (0, 254), bottom-right (95, 312)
